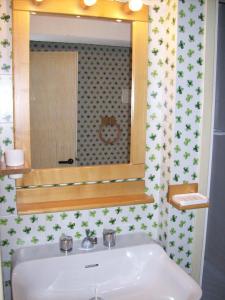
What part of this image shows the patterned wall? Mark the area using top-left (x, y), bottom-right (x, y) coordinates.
top-left (145, 0), bottom-right (177, 257)
top-left (146, 0), bottom-right (205, 273)
top-left (167, 0), bottom-right (205, 271)
top-left (0, 0), bottom-right (206, 299)
top-left (31, 41), bottom-right (131, 166)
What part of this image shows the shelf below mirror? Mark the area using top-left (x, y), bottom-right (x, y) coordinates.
top-left (17, 194), bottom-right (154, 214)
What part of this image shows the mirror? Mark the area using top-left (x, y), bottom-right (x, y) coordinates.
top-left (13, 0), bottom-right (149, 213)
top-left (30, 15), bottom-right (132, 169)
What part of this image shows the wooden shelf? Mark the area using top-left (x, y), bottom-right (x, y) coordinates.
top-left (168, 183), bottom-right (209, 210)
top-left (169, 199), bottom-right (209, 211)
top-left (168, 183), bottom-right (198, 202)
top-left (17, 194), bottom-right (154, 214)
top-left (0, 162), bottom-right (30, 176)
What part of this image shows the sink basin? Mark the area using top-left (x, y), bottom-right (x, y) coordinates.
top-left (12, 233), bottom-right (202, 300)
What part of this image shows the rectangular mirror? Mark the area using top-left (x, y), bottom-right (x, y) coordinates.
top-left (12, 0), bottom-right (150, 213)
top-left (30, 15), bottom-right (132, 168)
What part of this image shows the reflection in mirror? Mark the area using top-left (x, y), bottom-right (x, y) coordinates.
top-left (30, 14), bottom-right (132, 169)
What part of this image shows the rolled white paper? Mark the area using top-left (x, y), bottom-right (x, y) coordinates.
top-left (5, 149), bottom-right (24, 167)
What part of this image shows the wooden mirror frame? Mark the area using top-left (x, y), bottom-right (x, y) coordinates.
top-left (13, 0), bottom-right (152, 214)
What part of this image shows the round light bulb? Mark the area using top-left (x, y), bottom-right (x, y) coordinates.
top-left (128, 0), bottom-right (143, 11)
top-left (83, 0), bottom-right (97, 6)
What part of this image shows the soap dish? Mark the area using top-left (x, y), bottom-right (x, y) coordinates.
top-left (171, 193), bottom-right (209, 210)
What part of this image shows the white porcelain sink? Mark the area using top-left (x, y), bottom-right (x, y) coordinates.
top-left (12, 233), bottom-right (202, 300)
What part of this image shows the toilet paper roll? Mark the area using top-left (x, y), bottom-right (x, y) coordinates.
top-left (5, 149), bottom-right (24, 167)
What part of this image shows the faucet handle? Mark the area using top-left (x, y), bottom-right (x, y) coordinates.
top-left (60, 234), bottom-right (73, 252)
top-left (103, 229), bottom-right (116, 248)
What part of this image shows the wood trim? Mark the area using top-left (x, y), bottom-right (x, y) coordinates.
top-left (16, 181), bottom-right (152, 214)
top-left (168, 183), bottom-right (198, 202)
top-left (17, 180), bottom-right (145, 204)
top-left (16, 163), bottom-right (144, 186)
top-left (13, 10), bottom-right (31, 167)
top-left (17, 194), bottom-right (154, 214)
top-left (130, 21), bottom-right (148, 164)
top-left (168, 183), bottom-right (209, 210)
top-left (0, 162), bottom-right (30, 176)
top-left (13, 9), bottom-right (148, 187)
top-left (169, 200), bottom-right (209, 211)
top-left (13, 1), bottom-right (148, 212)
top-left (13, 0), bottom-right (148, 22)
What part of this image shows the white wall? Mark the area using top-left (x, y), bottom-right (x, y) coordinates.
top-left (30, 14), bottom-right (131, 46)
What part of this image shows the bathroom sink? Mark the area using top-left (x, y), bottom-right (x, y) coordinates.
top-left (12, 233), bottom-right (202, 300)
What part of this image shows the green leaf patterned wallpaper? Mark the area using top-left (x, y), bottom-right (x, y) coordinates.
top-left (168, 0), bottom-right (205, 271)
top-left (0, 0), bottom-right (206, 299)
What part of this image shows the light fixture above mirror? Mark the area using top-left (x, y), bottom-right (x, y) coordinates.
top-left (83, 0), bottom-right (144, 11)
top-left (128, 0), bottom-right (143, 11)
top-left (33, 0), bottom-right (44, 4)
top-left (34, 0), bottom-right (151, 12)
top-left (83, 0), bottom-right (97, 7)
top-left (83, 0), bottom-right (152, 12)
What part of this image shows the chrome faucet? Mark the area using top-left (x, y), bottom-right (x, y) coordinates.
top-left (59, 234), bottom-right (73, 252)
top-left (81, 229), bottom-right (97, 250)
top-left (103, 229), bottom-right (116, 248)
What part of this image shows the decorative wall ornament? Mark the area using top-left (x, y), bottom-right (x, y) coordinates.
top-left (99, 116), bottom-right (121, 145)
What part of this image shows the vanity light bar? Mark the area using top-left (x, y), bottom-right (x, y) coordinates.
top-left (33, 0), bottom-right (144, 12)
top-left (82, 0), bottom-right (144, 11)
top-left (83, 0), bottom-right (97, 6)
top-left (128, 0), bottom-right (143, 11)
